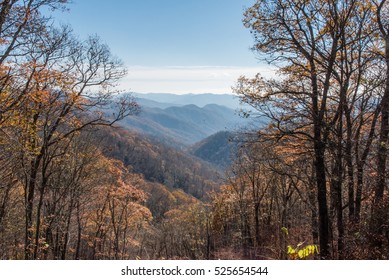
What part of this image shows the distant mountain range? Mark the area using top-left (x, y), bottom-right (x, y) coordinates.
top-left (120, 104), bottom-right (246, 147)
top-left (119, 93), bottom-right (249, 148)
top-left (133, 93), bottom-right (245, 110)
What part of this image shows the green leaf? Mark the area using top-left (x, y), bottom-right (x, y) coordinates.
top-left (287, 245), bottom-right (295, 254)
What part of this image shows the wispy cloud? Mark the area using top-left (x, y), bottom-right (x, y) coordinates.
top-left (118, 65), bottom-right (276, 94)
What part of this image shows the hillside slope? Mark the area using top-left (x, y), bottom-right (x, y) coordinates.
top-left (96, 127), bottom-right (221, 198)
top-left (119, 103), bottom-right (245, 147)
top-left (190, 131), bottom-right (239, 170)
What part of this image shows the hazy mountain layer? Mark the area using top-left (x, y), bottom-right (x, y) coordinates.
top-left (120, 103), bottom-right (246, 147)
top-left (134, 93), bottom-right (244, 110)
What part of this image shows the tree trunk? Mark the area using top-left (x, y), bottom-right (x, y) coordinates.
top-left (371, 34), bottom-right (389, 250)
top-left (314, 138), bottom-right (330, 259)
top-left (254, 202), bottom-right (261, 247)
top-left (25, 158), bottom-right (41, 260)
top-left (75, 200), bottom-right (82, 260)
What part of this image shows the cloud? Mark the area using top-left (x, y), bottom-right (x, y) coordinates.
top-left (118, 65), bottom-right (276, 94)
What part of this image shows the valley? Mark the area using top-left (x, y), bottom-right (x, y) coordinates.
top-left (119, 93), bottom-right (247, 148)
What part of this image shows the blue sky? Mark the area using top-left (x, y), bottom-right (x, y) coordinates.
top-left (52, 0), bottom-right (273, 94)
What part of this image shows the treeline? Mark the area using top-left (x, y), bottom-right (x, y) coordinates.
top-left (0, 123), bottom-right (214, 259)
top-left (222, 0), bottom-right (388, 259)
top-left (0, 0), bottom-right (145, 259)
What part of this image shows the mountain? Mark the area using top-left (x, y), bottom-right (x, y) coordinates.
top-left (97, 127), bottom-right (221, 199)
top-left (134, 93), bottom-right (244, 110)
top-left (119, 103), bottom-right (246, 147)
top-left (190, 131), bottom-right (239, 170)
top-left (135, 97), bottom-right (177, 109)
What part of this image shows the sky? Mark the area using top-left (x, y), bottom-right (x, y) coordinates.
top-left (51, 0), bottom-right (274, 94)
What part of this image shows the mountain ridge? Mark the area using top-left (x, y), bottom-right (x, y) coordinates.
top-left (133, 92), bottom-right (244, 110)
top-left (120, 101), bottom-right (247, 148)
top-left (190, 131), bottom-right (240, 170)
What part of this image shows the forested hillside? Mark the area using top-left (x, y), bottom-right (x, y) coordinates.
top-left (97, 127), bottom-right (220, 199)
top-left (119, 103), bottom-right (245, 147)
top-left (190, 131), bottom-right (239, 170)
top-left (230, 0), bottom-right (389, 259)
top-left (0, 0), bottom-right (388, 261)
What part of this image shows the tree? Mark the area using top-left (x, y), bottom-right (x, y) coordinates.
top-left (0, 0), bottom-right (69, 121)
top-left (0, 0), bottom-right (140, 259)
top-left (238, 0), bottom-right (386, 259)
top-left (371, 0), bottom-right (389, 254)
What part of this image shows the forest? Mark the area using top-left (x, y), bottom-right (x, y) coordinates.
top-left (0, 0), bottom-right (388, 260)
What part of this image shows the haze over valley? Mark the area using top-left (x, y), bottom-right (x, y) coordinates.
top-left (120, 93), bottom-right (248, 149)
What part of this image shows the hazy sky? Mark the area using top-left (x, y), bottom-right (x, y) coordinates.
top-left (52, 0), bottom-right (274, 94)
